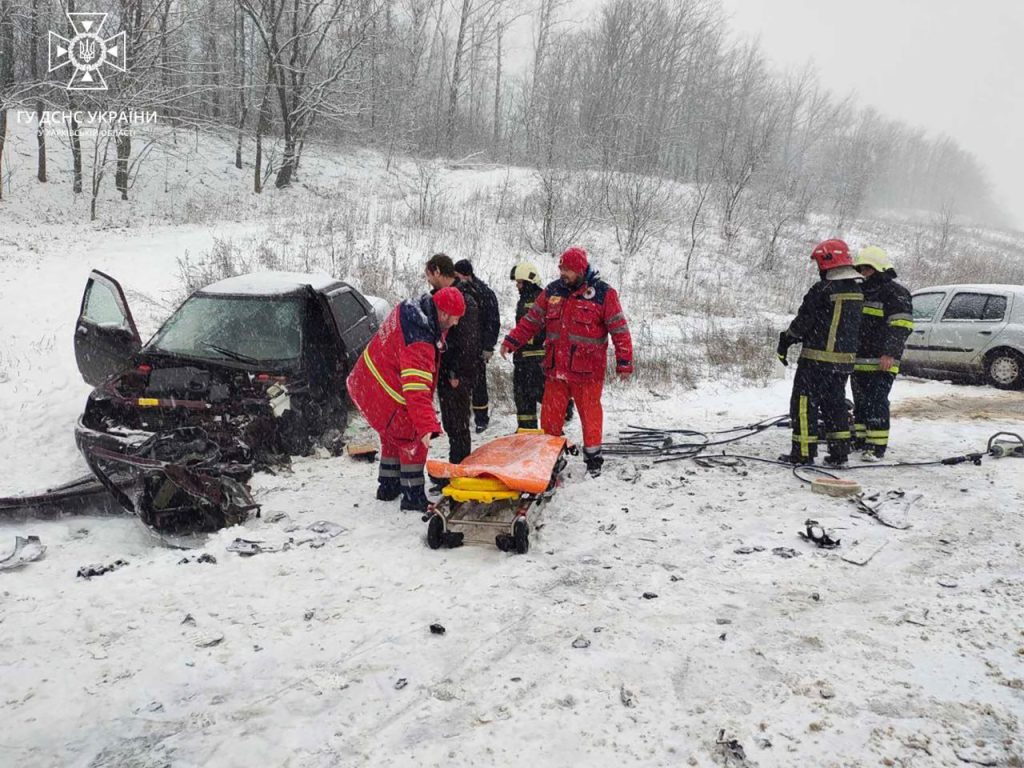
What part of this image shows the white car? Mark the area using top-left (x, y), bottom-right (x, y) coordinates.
top-left (902, 284), bottom-right (1024, 389)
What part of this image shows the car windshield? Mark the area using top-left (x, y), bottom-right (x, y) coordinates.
top-left (147, 295), bottom-right (303, 363)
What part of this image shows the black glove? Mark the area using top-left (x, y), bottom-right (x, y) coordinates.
top-left (777, 331), bottom-right (794, 366)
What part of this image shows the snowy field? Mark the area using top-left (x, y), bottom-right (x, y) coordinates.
top-left (1, 135), bottom-right (1023, 766)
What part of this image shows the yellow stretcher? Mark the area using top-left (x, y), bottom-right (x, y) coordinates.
top-left (424, 433), bottom-right (570, 553)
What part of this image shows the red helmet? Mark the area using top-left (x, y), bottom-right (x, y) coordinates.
top-left (810, 239), bottom-right (852, 270)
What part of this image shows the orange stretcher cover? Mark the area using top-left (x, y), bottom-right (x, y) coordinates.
top-left (426, 433), bottom-right (568, 495)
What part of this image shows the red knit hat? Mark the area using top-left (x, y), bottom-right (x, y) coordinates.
top-left (432, 286), bottom-right (465, 317)
top-left (559, 246), bottom-right (589, 273)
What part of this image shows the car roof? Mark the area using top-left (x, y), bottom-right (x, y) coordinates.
top-left (198, 271), bottom-right (345, 297)
top-left (913, 284), bottom-right (1024, 295)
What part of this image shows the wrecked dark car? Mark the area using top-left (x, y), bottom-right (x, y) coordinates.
top-left (72, 270), bottom-right (385, 534)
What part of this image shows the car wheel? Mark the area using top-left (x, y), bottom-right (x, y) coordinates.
top-left (985, 350), bottom-right (1024, 390)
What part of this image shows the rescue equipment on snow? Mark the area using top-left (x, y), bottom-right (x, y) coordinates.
top-left (423, 433), bottom-right (570, 553)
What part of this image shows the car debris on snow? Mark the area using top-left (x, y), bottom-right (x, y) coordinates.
top-left (226, 520), bottom-right (347, 556)
top-left (0, 535), bottom-right (46, 571)
top-left (733, 545), bottom-right (765, 555)
top-left (716, 729), bottom-right (747, 763)
top-left (840, 538), bottom-right (888, 566)
top-left (178, 553), bottom-right (217, 565)
top-left (76, 559), bottom-right (129, 579)
top-left (619, 684), bottom-right (637, 708)
top-left (851, 490), bottom-right (921, 529)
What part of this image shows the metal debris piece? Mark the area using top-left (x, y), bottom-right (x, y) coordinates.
top-left (716, 729), bottom-right (747, 762)
top-left (0, 536), bottom-right (46, 571)
top-left (619, 684), bottom-right (637, 708)
top-left (77, 559), bottom-right (129, 579)
top-left (733, 545), bottom-right (765, 555)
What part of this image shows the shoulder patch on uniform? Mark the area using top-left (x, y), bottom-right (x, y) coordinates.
top-left (549, 296), bottom-right (562, 304)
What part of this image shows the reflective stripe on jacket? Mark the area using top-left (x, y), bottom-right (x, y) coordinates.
top-left (785, 271), bottom-right (864, 370)
top-left (504, 267), bottom-right (633, 383)
top-left (346, 295), bottom-right (442, 441)
top-left (856, 271), bottom-right (913, 371)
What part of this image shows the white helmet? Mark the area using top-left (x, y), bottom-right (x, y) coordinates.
top-left (510, 261), bottom-right (542, 286)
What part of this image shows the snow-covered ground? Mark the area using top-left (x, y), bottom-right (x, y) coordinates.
top-left (2, 127), bottom-right (1023, 766)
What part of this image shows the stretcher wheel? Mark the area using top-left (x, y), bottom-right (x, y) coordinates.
top-left (426, 514), bottom-right (445, 550)
top-left (513, 518), bottom-right (529, 555)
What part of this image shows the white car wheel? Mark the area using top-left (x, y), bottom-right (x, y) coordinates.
top-left (986, 352), bottom-right (1023, 389)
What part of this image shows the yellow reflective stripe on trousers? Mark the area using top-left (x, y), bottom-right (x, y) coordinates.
top-left (521, 350), bottom-right (545, 358)
top-left (865, 428), bottom-right (889, 446)
top-left (800, 349), bottom-right (856, 364)
top-left (862, 306), bottom-right (885, 317)
top-left (888, 319), bottom-right (914, 329)
top-left (363, 348), bottom-right (406, 405)
top-left (795, 395), bottom-right (814, 457)
top-left (826, 431), bottom-right (851, 440)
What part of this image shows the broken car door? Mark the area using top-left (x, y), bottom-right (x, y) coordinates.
top-left (75, 270), bottom-right (142, 387)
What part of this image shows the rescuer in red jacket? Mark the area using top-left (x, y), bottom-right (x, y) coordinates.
top-left (500, 247), bottom-right (633, 476)
top-left (347, 287), bottom-right (466, 511)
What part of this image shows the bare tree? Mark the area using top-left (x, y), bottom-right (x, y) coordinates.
top-left (601, 169), bottom-right (669, 285)
top-left (527, 166), bottom-right (594, 256)
top-left (30, 0), bottom-right (45, 182)
top-left (0, 0), bottom-right (14, 200)
top-left (238, 0), bottom-right (384, 188)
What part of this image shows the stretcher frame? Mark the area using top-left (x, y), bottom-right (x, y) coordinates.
top-left (424, 433), bottom-right (570, 553)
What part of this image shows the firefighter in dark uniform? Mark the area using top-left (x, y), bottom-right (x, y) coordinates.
top-left (424, 253), bottom-right (481, 465)
top-left (851, 246), bottom-right (914, 460)
top-left (777, 239), bottom-right (864, 466)
top-left (454, 259), bottom-right (500, 433)
top-left (508, 261), bottom-right (576, 432)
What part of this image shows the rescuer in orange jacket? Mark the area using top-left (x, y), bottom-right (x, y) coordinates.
top-left (347, 287), bottom-right (466, 511)
top-left (500, 246), bottom-right (633, 476)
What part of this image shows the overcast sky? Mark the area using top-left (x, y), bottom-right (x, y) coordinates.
top-left (716, 0), bottom-right (1024, 229)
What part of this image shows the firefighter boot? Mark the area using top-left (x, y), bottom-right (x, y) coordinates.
top-left (400, 485), bottom-right (430, 513)
top-left (823, 442), bottom-right (850, 468)
top-left (583, 447), bottom-right (604, 477)
top-left (376, 480), bottom-right (401, 501)
top-left (377, 457), bottom-right (401, 500)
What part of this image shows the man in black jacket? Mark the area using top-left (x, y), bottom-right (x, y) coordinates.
top-left (454, 259), bottom-right (499, 433)
top-left (425, 254), bottom-right (481, 464)
top-left (851, 246), bottom-right (914, 460)
top-left (777, 239), bottom-right (864, 466)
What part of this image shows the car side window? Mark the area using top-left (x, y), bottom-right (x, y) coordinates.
top-left (981, 295), bottom-right (1007, 321)
top-left (911, 293), bottom-right (945, 322)
top-left (83, 280), bottom-right (130, 329)
top-left (942, 293), bottom-right (1006, 322)
top-left (941, 293), bottom-right (987, 321)
top-left (329, 291), bottom-right (367, 333)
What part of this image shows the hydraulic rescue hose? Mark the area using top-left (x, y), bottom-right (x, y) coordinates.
top-left (602, 417), bottom-right (1018, 485)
